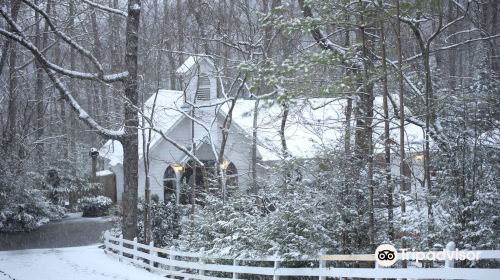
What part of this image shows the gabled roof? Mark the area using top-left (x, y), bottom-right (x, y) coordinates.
top-left (221, 97), bottom-right (425, 161)
top-left (100, 55), bottom-right (425, 165)
top-left (99, 91), bottom-right (426, 165)
top-left (99, 89), bottom-right (185, 166)
top-left (176, 56), bottom-right (216, 75)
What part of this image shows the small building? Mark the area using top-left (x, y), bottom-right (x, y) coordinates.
top-left (98, 56), bottom-right (426, 204)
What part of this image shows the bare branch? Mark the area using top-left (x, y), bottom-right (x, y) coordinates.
top-left (0, 26), bottom-right (128, 82)
top-left (21, 0), bottom-right (105, 75)
top-left (81, 0), bottom-right (128, 17)
top-left (386, 94), bottom-right (449, 152)
top-left (45, 68), bottom-right (124, 139)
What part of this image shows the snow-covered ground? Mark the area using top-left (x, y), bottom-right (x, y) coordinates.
top-left (0, 245), bottom-right (165, 280)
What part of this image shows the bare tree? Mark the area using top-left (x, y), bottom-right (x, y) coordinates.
top-left (0, 0), bottom-right (141, 239)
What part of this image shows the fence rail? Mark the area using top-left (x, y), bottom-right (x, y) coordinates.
top-left (103, 231), bottom-right (500, 280)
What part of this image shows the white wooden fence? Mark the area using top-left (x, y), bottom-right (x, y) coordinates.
top-left (103, 231), bottom-right (500, 280)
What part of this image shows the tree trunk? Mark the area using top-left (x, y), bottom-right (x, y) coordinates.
top-left (251, 98), bottom-right (260, 194)
top-left (121, 0), bottom-right (142, 240)
top-left (162, 0), bottom-right (176, 89)
top-left (360, 7), bottom-right (375, 251)
top-left (68, 0), bottom-right (77, 174)
top-left (3, 0), bottom-right (21, 152)
top-left (395, 0), bottom-right (407, 266)
top-left (91, 7), bottom-right (108, 125)
top-left (379, 2), bottom-right (394, 240)
top-left (34, 0), bottom-right (52, 166)
top-left (279, 100), bottom-right (291, 187)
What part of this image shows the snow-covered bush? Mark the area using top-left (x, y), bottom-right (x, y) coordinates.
top-left (0, 155), bottom-right (65, 232)
top-left (78, 195), bottom-right (112, 217)
top-left (179, 182), bottom-right (340, 259)
top-left (0, 188), bottom-right (65, 232)
top-left (135, 196), bottom-right (180, 247)
top-left (179, 194), bottom-right (262, 257)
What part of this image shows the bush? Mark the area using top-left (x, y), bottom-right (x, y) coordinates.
top-left (135, 197), bottom-right (180, 247)
top-left (78, 195), bottom-right (112, 217)
top-left (0, 156), bottom-right (65, 232)
top-left (0, 188), bottom-right (65, 232)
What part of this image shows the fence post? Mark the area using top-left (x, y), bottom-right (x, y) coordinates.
top-left (273, 260), bottom-right (280, 280)
top-left (198, 257), bottom-right (205, 277)
top-left (118, 234), bottom-right (124, 262)
top-left (149, 241), bottom-right (155, 268)
top-left (374, 261), bottom-right (382, 280)
top-left (445, 241), bottom-right (455, 268)
top-left (103, 230), bottom-right (109, 250)
top-left (132, 237), bottom-right (138, 260)
top-left (233, 259), bottom-right (239, 279)
top-left (169, 246), bottom-right (176, 275)
top-left (319, 259), bottom-right (326, 280)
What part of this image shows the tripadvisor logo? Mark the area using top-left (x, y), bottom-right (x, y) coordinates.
top-left (375, 244), bottom-right (397, 267)
top-left (374, 244), bottom-right (481, 267)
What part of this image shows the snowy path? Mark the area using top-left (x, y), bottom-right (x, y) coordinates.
top-left (0, 245), bottom-right (166, 280)
top-left (0, 213), bottom-right (113, 250)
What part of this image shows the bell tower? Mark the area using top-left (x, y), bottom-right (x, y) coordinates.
top-left (176, 56), bottom-right (217, 104)
top-left (176, 56), bottom-right (219, 144)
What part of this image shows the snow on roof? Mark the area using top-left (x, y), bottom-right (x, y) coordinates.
top-left (176, 56), bottom-right (215, 74)
top-left (99, 89), bottom-right (425, 165)
top-left (224, 97), bottom-right (425, 161)
top-left (99, 139), bottom-right (123, 167)
top-left (99, 89), bottom-right (185, 165)
top-left (96, 170), bottom-right (113, 176)
top-left (142, 89), bottom-right (185, 151)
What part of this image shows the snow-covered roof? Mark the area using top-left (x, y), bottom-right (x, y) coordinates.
top-left (96, 170), bottom-right (113, 176)
top-left (99, 89), bottom-right (185, 166)
top-left (223, 97), bottom-right (425, 161)
top-left (99, 139), bottom-right (123, 167)
top-left (176, 56), bottom-right (216, 75)
top-left (99, 89), bottom-right (425, 165)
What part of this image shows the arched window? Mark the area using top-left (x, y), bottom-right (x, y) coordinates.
top-left (226, 162), bottom-right (238, 188)
top-left (180, 160), bottom-right (206, 204)
top-left (163, 166), bottom-right (176, 202)
top-left (196, 74), bottom-right (210, 101)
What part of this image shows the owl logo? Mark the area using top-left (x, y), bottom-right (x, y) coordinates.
top-left (375, 244), bottom-right (397, 267)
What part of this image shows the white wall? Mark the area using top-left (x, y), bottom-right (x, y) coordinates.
top-left (138, 117), bottom-right (192, 201)
top-left (183, 58), bottom-right (219, 145)
top-left (109, 163), bottom-right (124, 203)
top-left (218, 119), bottom-right (255, 189)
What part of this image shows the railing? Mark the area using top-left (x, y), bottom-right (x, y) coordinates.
top-left (103, 231), bottom-right (500, 280)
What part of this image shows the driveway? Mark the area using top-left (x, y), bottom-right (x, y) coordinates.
top-left (0, 213), bottom-right (114, 251)
top-left (0, 245), bottom-right (166, 280)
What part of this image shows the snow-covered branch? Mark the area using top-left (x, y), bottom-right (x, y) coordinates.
top-left (0, 7), bottom-right (128, 82)
top-left (386, 34), bottom-right (500, 65)
top-left (21, 0), bottom-right (105, 75)
top-left (122, 95), bottom-right (205, 166)
top-left (431, 34), bottom-right (500, 52)
top-left (297, 0), bottom-right (364, 70)
top-left (386, 94), bottom-right (450, 152)
top-left (45, 69), bottom-right (124, 139)
top-left (81, 0), bottom-right (128, 17)
top-left (174, 101), bottom-right (220, 163)
top-left (142, 126), bottom-right (204, 167)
